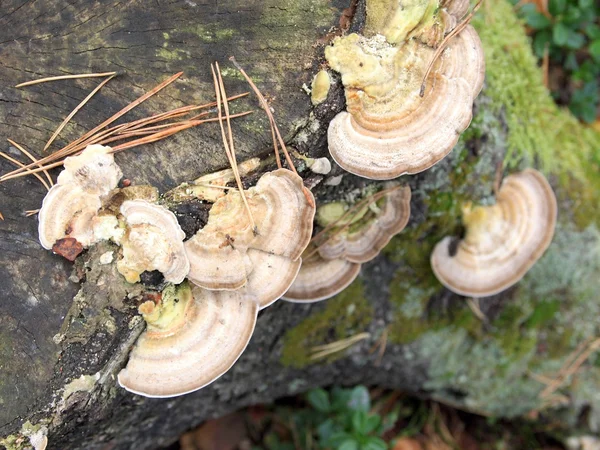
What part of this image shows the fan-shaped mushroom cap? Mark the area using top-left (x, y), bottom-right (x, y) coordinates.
top-left (326, 29), bottom-right (484, 179)
top-left (38, 184), bottom-right (102, 249)
top-left (318, 186), bottom-right (411, 263)
top-left (242, 249), bottom-right (302, 309)
top-left (117, 200), bottom-right (189, 284)
top-left (185, 169), bottom-right (315, 293)
top-left (118, 282), bottom-right (258, 398)
top-left (430, 169), bottom-right (557, 297)
top-left (56, 145), bottom-right (122, 197)
top-left (283, 250), bottom-right (361, 303)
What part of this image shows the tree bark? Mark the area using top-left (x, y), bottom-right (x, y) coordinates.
top-left (1, 1), bottom-right (599, 449)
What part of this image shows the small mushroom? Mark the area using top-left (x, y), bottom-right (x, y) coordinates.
top-left (430, 169), bottom-right (557, 297)
top-left (117, 200), bottom-right (189, 284)
top-left (283, 249), bottom-right (361, 303)
top-left (185, 169), bottom-right (315, 297)
top-left (56, 144), bottom-right (122, 197)
top-left (325, 29), bottom-right (484, 179)
top-left (118, 282), bottom-right (258, 398)
top-left (311, 70), bottom-right (331, 105)
top-left (38, 184), bottom-right (102, 249)
top-left (317, 185), bottom-right (411, 263)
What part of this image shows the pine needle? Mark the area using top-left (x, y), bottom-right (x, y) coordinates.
top-left (0, 150), bottom-right (50, 191)
top-left (7, 139), bottom-right (54, 187)
top-left (15, 71), bottom-right (117, 88)
top-left (1, 72), bottom-right (183, 180)
top-left (211, 62), bottom-right (256, 233)
top-left (44, 74), bottom-right (115, 152)
top-left (229, 56), bottom-right (297, 173)
top-left (420, 0), bottom-right (483, 97)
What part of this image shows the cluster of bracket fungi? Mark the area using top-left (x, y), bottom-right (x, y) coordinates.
top-left (26, 0), bottom-right (558, 399)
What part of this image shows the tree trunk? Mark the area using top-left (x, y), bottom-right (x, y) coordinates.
top-left (1, 0), bottom-right (599, 449)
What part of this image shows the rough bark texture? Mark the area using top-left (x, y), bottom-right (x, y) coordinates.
top-left (1, 1), bottom-right (600, 450)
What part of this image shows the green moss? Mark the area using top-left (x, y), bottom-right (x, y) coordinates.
top-left (281, 280), bottom-right (373, 368)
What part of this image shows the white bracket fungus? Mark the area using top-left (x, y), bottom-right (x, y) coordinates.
top-left (117, 282), bottom-right (258, 397)
top-left (431, 169), bottom-right (557, 297)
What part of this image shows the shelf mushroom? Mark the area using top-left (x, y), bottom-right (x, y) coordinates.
top-left (283, 247), bottom-right (361, 303)
top-left (317, 185), bottom-right (411, 263)
top-left (184, 168), bottom-right (315, 308)
top-left (284, 185), bottom-right (411, 302)
top-left (430, 169), bottom-right (557, 297)
top-left (117, 200), bottom-right (190, 284)
top-left (118, 282), bottom-right (258, 397)
top-left (38, 145), bottom-right (122, 250)
top-left (325, 0), bottom-right (485, 180)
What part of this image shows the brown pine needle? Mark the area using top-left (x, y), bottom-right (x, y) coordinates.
top-left (0, 211), bottom-right (3, 220)
top-left (110, 111), bottom-right (252, 153)
top-left (211, 62), bottom-right (256, 232)
top-left (25, 209), bottom-right (40, 217)
top-left (420, 0), bottom-right (483, 97)
top-left (15, 71), bottom-right (117, 88)
top-left (229, 56), bottom-right (298, 174)
top-left (0, 151), bottom-right (50, 191)
top-left (0, 112), bottom-right (253, 182)
top-left (540, 338), bottom-right (600, 398)
top-left (44, 74), bottom-right (116, 152)
top-left (309, 332), bottom-right (370, 360)
top-left (7, 139), bottom-right (54, 187)
top-left (2, 72), bottom-right (183, 180)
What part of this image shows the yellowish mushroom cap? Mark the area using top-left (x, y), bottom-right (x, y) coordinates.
top-left (117, 200), bottom-right (189, 284)
top-left (185, 169), bottom-right (315, 301)
top-left (118, 282), bottom-right (258, 398)
top-left (326, 29), bottom-right (484, 179)
top-left (318, 185), bottom-right (411, 263)
top-left (430, 169), bottom-right (557, 297)
top-left (283, 250), bottom-right (361, 303)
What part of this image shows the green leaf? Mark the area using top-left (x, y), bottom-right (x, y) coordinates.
top-left (307, 388), bottom-right (331, 413)
top-left (533, 30), bottom-right (552, 57)
top-left (549, 0), bottom-right (567, 15)
top-left (362, 437), bottom-right (388, 450)
top-left (525, 11), bottom-right (552, 29)
top-left (317, 418), bottom-right (337, 441)
top-left (565, 31), bottom-right (586, 49)
top-left (585, 23), bottom-right (600, 40)
top-left (348, 386), bottom-right (370, 412)
top-left (339, 439), bottom-right (360, 450)
top-left (352, 411), bottom-right (382, 435)
top-left (553, 22), bottom-right (570, 46)
top-left (590, 39), bottom-right (600, 62)
top-left (579, 0), bottom-right (593, 9)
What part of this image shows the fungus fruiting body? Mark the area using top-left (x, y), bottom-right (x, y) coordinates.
top-left (325, 0), bottom-right (485, 179)
top-left (283, 250), bottom-right (361, 303)
top-left (317, 185), bottom-right (411, 263)
top-left (117, 200), bottom-right (190, 284)
top-left (38, 145), bottom-right (121, 250)
top-left (311, 70), bottom-right (331, 105)
top-left (430, 169), bottom-right (557, 297)
top-left (185, 168), bottom-right (315, 308)
top-left (284, 185), bottom-right (411, 302)
top-left (117, 282), bottom-right (258, 397)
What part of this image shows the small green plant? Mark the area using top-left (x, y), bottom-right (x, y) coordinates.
top-left (516, 0), bottom-right (600, 122)
top-left (259, 386), bottom-right (397, 450)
